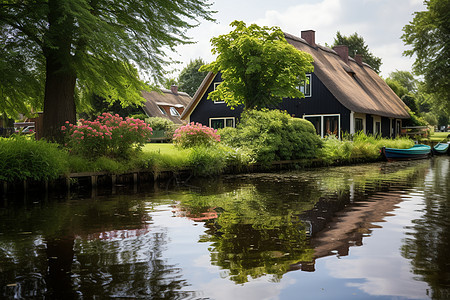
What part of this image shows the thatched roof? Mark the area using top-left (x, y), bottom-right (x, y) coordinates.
top-left (142, 87), bottom-right (192, 124)
top-left (284, 32), bottom-right (409, 119)
top-left (181, 30), bottom-right (410, 120)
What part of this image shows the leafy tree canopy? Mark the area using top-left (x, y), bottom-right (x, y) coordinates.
top-left (388, 70), bottom-right (417, 93)
top-left (332, 31), bottom-right (382, 73)
top-left (0, 0), bottom-right (213, 139)
top-left (177, 58), bottom-right (208, 97)
top-left (200, 21), bottom-right (314, 110)
top-left (402, 0), bottom-right (450, 113)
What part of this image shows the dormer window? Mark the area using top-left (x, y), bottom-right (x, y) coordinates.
top-left (170, 107), bottom-right (180, 117)
top-left (299, 74), bottom-right (311, 97)
top-left (158, 106), bottom-right (166, 115)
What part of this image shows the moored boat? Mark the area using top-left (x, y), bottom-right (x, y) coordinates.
top-left (382, 144), bottom-right (431, 161)
top-left (433, 142), bottom-right (449, 155)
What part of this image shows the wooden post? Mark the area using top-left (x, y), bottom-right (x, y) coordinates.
top-left (111, 175), bottom-right (117, 194)
top-left (66, 177), bottom-right (71, 193)
top-left (91, 175), bottom-right (98, 188)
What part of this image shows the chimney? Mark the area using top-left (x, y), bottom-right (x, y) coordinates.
top-left (170, 85), bottom-right (178, 94)
top-left (354, 54), bottom-right (363, 66)
top-left (333, 45), bottom-right (349, 64)
top-left (301, 30), bottom-right (316, 47)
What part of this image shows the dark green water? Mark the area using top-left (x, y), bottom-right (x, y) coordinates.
top-left (1, 157), bottom-right (449, 299)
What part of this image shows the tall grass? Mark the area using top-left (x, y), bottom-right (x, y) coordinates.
top-left (320, 133), bottom-right (415, 165)
top-left (0, 136), bottom-right (69, 182)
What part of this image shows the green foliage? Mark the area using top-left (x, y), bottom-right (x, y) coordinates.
top-left (402, 0), bottom-right (450, 113)
top-left (0, 136), bottom-right (69, 182)
top-left (0, 0), bottom-right (214, 138)
top-left (320, 132), bottom-right (415, 165)
top-left (332, 31), bottom-right (382, 73)
top-left (145, 117), bottom-right (175, 132)
top-left (219, 109), bottom-right (322, 165)
top-left (173, 122), bottom-right (220, 149)
top-left (200, 21), bottom-right (314, 109)
top-left (404, 110), bottom-right (428, 127)
top-left (388, 70), bottom-right (417, 93)
top-left (177, 58), bottom-right (209, 97)
top-left (386, 78), bottom-right (409, 99)
top-left (401, 94), bottom-right (419, 114)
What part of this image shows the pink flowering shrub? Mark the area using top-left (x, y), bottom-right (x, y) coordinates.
top-left (61, 113), bottom-right (153, 158)
top-left (173, 122), bottom-right (220, 148)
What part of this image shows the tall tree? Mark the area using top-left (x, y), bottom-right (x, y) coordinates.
top-left (0, 0), bottom-right (213, 140)
top-left (388, 70), bottom-right (417, 93)
top-left (200, 21), bottom-right (314, 110)
top-left (402, 0), bottom-right (450, 113)
top-left (332, 31), bottom-right (382, 73)
top-left (177, 58), bottom-right (208, 97)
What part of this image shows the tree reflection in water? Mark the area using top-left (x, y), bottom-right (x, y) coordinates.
top-left (176, 161), bottom-right (432, 284)
top-left (0, 194), bottom-right (197, 299)
top-left (401, 157), bottom-right (450, 299)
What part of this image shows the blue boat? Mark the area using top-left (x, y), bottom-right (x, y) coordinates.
top-left (382, 144), bottom-right (431, 161)
top-left (433, 142), bottom-right (449, 155)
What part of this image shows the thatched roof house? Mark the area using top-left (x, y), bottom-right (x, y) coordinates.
top-left (181, 29), bottom-right (410, 138)
top-left (142, 86), bottom-right (191, 124)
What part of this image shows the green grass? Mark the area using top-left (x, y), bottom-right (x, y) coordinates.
top-left (142, 143), bottom-right (182, 155)
top-left (428, 132), bottom-right (449, 142)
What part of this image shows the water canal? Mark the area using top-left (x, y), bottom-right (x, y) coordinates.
top-left (1, 157), bottom-right (449, 299)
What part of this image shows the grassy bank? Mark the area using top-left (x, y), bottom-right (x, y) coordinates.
top-left (0, 133), bottom-right (421, 184)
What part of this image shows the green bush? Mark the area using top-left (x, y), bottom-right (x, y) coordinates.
top-left (0, 136), bottom-right (69, 182)
top-left (219, 109), bottom-right (322, 165)
top-left (145, 117), bottom-right (175, 131)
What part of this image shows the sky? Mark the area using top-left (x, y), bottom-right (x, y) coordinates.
top-left (166, 0), bottom-right (426, 79)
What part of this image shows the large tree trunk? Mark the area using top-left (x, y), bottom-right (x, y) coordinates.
top-left (42, 0), bottom-right (77, 142)
top-left (42, 60), bottom-right (77, 142)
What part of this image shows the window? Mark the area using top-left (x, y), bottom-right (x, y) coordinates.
top-left (158, 106), bottom-right (166, 115)
top-left (209, 117), bottom-right (235, 129)
top-left (213, 82), bottom-right (225, 103)
top-left (324, 116), bottom-right (339, 136)
top-left (303, 114), bottom-right (340, 138)
top-left (305, 116), bottom-right (321, 135)
top-left (355, 118), bottom-right (364, 132)
top-left (170, 107), bottom-right (180, 117)
top-left (299, 74), bottom-right (312, 97)
top-left (375, 122), bottom-right (381, 136)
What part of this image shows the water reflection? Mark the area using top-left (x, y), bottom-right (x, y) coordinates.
top-left (401, 157), bottom-right (450, 299)
top-left (173, 160), bottom-right (430, 284)
top-left (0, 158), bottom-right (449, 299)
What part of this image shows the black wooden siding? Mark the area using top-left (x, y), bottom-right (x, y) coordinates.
top-left (189, 72), bottom-right (400, 137)
top-left (190, 73), bottom-right (243, 126)
top-left (278, 73), bottom-right (351, 133)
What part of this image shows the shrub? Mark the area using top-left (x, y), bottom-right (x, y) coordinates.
top-left (219, 109), bottom-right (322, 165)
top-left (173, 122), bottom-right (220, 148)
top-left (61, 113), bottom-right (153, 159)
top-left (145, 117), bottom-right (175, 132)
top-left (0, 136), bottom-right (69, 182)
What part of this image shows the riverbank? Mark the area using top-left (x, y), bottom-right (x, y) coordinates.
top-left (2, 133), bottom-right (448, 198)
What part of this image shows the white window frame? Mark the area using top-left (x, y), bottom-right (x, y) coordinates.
top-left (158, 106), bottom-right (167, 115)
top-left (303, 114), bottom-right (341, 139)
top-left (299, 74), bottom-right (312, 98)
top-left (213, 82), bottom-right (225, 104)
top-left (170, 107), bottom-right (180, 117)
top-left (209, 117), bottom-right (235, 129)
top-left (373, 116), bottom-right (381, 136)
top-left (352, 112), bottom-right (366, 134)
